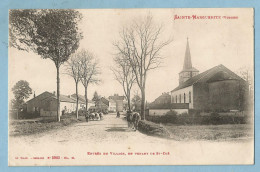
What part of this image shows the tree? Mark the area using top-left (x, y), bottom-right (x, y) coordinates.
top-left (237, 66), bottom-right (253, 93)
top-left (9, 9), bottom-right (83, 121)
top-left (131, 92), bottom-right (141, 111)
top-left (114, 15), bottom-right (172, 119)
top-left (11, 80), bottom-right (32, 110)
top-left (92, 91), bottom-right (101, 103)
top-left (79, 50), bottom-right (100, 110)
top-left (111, 55), bottom-right (136, 111)
top-left (65, 52), bottom-right (82, 119)
top-left (236, 66), bottom-right (254, 110)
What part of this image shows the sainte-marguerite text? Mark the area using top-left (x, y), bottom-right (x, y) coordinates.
top-left (174, 15), bottom-right (222, 20)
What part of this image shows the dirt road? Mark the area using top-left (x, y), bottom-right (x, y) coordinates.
top-left (10, 113), bottom-right (169, 145)
top-left (9, 113), bottom-right (254, 166)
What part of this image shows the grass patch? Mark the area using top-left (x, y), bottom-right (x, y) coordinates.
top-left (9, 114), bottom-right (85, 136)
top-left (164, 124), bottom-right (253, 141)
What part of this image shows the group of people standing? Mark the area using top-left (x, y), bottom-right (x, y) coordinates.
top-left (84, 111), bottom-right (103, 122)
top-left (84, 110), bottom-right (141, 132)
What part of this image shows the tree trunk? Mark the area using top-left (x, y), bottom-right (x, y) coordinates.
top-left (127, 92), bottom-right (131, 111)
top-left (56, 66), bottom-right (61, 122)
top-left (75, 81), bottom-right (79, 119)
top-left (84, 86), bottom-right (88, 110)
top-left (141, 88), bottom-right (146, 120)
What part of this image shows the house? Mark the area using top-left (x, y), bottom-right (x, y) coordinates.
top-left (108, 94), bottom-right (125, 112)
top-left (170, 39), bottom-right (248, 112)
top-left (95, 97), bottom-right (109, 112)
top-left (27, 92), bottom-right (91, 117)
top-left (70, 94), bottom-right (95, 109)
top-left (40, 94), bottom-right (79, 116)
top-left (108, 99), bottom-right (116, 112)
top-left (27, 91), bottom-right (55, 115)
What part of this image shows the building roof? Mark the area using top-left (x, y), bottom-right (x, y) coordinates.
top-left (70, 94), bottom-right (94, 104)
top-left (27, 91), bottom-right (94, 104)
top-left (172, 64), bottom-right (245, 92)
top-left (100, 97), bottom-right (109, 106)
top-left (179, 38), bottom-right (199, 74)
top-left (109, 98), bottom-right (116, 103)
top-left (183, 38), bottom-right (192, 70)
top-left (151, 92), bottom-right (171, 104)
top-left (26, 91), bottom-right (54, 103)
top-left (108, 94), bottom-right (125, 101)
top-left (46, 94), bottom-right (76, 103)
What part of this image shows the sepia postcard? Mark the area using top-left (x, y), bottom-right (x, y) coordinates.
top-left (8, 8), bottom-right (254, 166)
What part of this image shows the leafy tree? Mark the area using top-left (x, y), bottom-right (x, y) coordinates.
top-left (92, 91), bottom-right (101, 102)
top-left (11, 80), bottom-right (32, 109)
top-left (9, 9), bottom-right (83, 121)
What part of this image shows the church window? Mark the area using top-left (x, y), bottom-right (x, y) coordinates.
top-left (176, 95), bottom-right (177, 103)
top-left (179, 94), bottom-right (181, 103)
top-left (189, 91), bottom-right (191, 103)
top-left (184, 93), bottom-right (186, 103)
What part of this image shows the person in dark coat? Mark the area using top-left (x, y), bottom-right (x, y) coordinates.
top-left (84, 111), bottom-right (89, 122)
top-left (116, 111), bottom-right (120, 118)
top-left (126, 111), bottom-right (133, 129)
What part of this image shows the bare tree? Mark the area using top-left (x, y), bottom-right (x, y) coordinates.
top-left (114, 15), bottom-right (172, 119)
top-left (236, 66), bottom-right (254, 107)
top-left (111, 55), bottom-right (136, 111)
top-left (79, 50), bottom-right (100, 110)
top-left (65, 52), bottom-right (82, 119)
top-left (237, 66), bottom-right (253, 90)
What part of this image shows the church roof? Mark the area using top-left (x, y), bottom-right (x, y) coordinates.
top-left (171, 64), bottom-right (245, 92)
top-left (179, 38), bottom-right (199, 74)
top-left (183, 38), bottom-right (193, 70)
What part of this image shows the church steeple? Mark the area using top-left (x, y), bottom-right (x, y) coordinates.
top-left (183, 37), bottom-right (192, 70)
top-left (179, 38), bottom-right (199, 85)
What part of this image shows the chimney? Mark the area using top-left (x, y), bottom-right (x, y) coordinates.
top-left (34, 91), bottom-right (36, 98)
top-left (53, 91), bottom-right (56, 96)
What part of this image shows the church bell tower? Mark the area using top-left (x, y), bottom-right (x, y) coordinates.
top-left (179, 38), bottom-right (199, 85)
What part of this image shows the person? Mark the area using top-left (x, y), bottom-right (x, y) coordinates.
top-left (116, 111), bottom-right (120, 118)
top-left (95, 112), bottom-right (100, 120)
top-left (127, 110), bottom-right (133, 129)
top-left (84, 110), bottom-right (89, 122)
top-left (99, 112), bottom-right (103, 120)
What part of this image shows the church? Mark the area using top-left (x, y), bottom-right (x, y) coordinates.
top-left (170, 39), bottom-right (248, 112)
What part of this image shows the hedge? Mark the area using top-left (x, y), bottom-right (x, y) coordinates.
top-left (146, 111), bottom-right (250, 125)
top-left (138, 120), bottom-right (171, 138)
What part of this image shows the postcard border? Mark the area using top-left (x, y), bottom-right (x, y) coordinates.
top-left (0, 0), bottom-right (259, 171)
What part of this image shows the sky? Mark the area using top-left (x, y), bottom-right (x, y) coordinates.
top-left (9, 8), bottom-right (254, 102)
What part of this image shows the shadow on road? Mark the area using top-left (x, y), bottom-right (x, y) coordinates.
top-left (105, 127), bottom-right (131, 132)
top-left (77, 123), bottom-right (126, 126)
